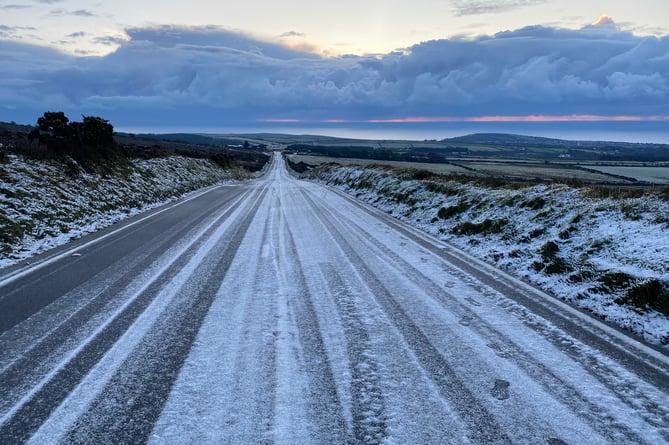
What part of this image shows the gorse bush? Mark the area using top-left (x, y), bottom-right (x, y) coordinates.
top-left (28, 112), bottom-right (121, 172)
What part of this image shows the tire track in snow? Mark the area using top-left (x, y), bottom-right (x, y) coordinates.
top-left (60, 185), bottom-right (269, 444)
top-left (277, 206), bottom-right (351, 444)
top-left (0, 187), bottom-right (257, 443)
top-left (0, 189), bottom-right (246, 416)
top-left (299, 189), bottom-right (512, 445)
top-left (147, 187), bottom-right (281, 444)
top-left (320, 263), bottom-right (388, 445)
top-left (316, 192), bottom-right (659, 443)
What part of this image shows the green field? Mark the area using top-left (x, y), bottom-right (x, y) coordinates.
top-left (585, 166), bottom-right (669, 184)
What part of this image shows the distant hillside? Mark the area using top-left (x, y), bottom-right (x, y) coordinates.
top-left (445, 133), bottom-right (669, 160)
top-left (446, 133), bottom-right (568, 147)
top-left (117, 132), bottom-right (243, 148)
top-left (0, 121), bottom-right (33, 133)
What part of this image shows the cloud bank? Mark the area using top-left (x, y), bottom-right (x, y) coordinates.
top-left (0, 22), bottom-right (667, 128)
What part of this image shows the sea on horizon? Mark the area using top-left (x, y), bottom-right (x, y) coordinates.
top-left (117, 121), bottom-right (669, 145)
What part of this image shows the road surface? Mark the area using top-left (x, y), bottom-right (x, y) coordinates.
top-left (1, 153), bottom-right (668, 444)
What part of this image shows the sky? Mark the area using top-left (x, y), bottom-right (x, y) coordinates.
top-left (1, 1), bottom-right (669, 139)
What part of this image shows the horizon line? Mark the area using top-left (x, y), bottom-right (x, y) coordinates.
top-left (257, 115), bottom-right (669, 124)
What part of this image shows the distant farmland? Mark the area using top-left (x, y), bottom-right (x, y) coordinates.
top-left (585, 166), bottom-right (669, 184)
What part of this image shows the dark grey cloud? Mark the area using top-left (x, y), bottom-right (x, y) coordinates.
top-left (49, 8), bottom-right (95, 17)
top-left (1, 24), bottom-right (668, 127)
top-left (0, 4), bottom-right (32, 10)
top-left (451, 0), bottom-right (545, 16)
top-left (280, 31), bottom-right (305, 38)
top-left (92, 35), bottom-right (127, 46)
top-left (0, 24), bottom-right (37, 38)
top-left (71, 9), bottom-right (94, 17)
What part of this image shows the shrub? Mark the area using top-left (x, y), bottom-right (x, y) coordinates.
top-left (620, 203), bottom-right (642, 221)
top-left (437, 199), bottom-right (468, 219)
top-left (425, 181), bottom-right (458, 196)
top-left (625, 280), bottom-right (669, 316)
top-left (540, 241), bottom-right (560, 260)
top-left (520, 196), bottom-right (546, 210)
top-left (410, 169), bottom-right (434, 180)
top-left (597, 272), bottom-right (634, 292)
top-left (544, 258), bottom-right (572, 274)
top-left (529, 228), bottom-right (545, 238)
top-left (452, 218), bottom-right (506, 235)
top-left (568, 270), bottom-right (594, 283)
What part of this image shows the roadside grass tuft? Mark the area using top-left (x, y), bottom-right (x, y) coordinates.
top-left (540, 241), bottom-right (560, 260)
top-left (620, 203), bottom-right (642, 221)
top-left (425, 181), bottom-right (459, 196)
top-left (543, 257), bottom-right (572, 274)
top-left (592, 271), bottom-right (635, 294)
top-left (0, 213), bottom-right (27, 244)
top-left (452, 218), bottom-right (507, 236)
top-left (408, 169), bottom-right (435, 180)
top-left (437, 199), bottom-right (469, 219)
top-left (535, 241), bottom-right (573, 274)
top-left (528, 227), bottom-right (545, 238)
top-left (623, 279), bottom-right (669, 316)
top-left (520, 196), bottom-right (546, 210)
top-left (568, 270), bottom-right (595, 283)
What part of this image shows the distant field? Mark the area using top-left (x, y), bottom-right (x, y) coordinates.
top-left (457, 161), bottom-right (630, 183)
top-left (585, 166), bottom-right (669, 184)
top-left (289, 153), bottom-right (669, 186)
top-left (287, 154), bottom-right (472, 175)
top-left (289, 154), bottom-right (640, 184)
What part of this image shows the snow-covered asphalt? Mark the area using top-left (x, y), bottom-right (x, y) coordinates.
top-left (1, 153), bottom-right (668, 444)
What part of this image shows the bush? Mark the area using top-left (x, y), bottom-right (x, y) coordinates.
top-left (625, 280), bottom-right (669, 315)
top-left (597, 272), bottom-right (634, 292)
top-left (568, 270), bottom-right (594, 283)
top-left (529, 228), bottom-right (545, 238)
top-left (544, 258), bottom-right (572, 274)
top-left (29, 112), bottom-right (124, 171)
top-left (452, 218), bottom-right (506, 235)
top-left (540, 241), bottom-right (560, 260)
top-left (520, 196), bottom-right (546, 210)
top-left (437, 199), bottom-right (468, 219)
top-left (425, 181), bottom-right (458, 196)
top-left (409, 169), bottom-right (434, 180)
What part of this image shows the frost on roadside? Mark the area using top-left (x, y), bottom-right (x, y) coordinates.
top-left (0, 154), bottom-right (239, 269)
top-left (305, 164), bottom-right (669, 345)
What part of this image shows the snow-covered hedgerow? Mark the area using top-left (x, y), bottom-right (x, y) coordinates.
top-left (306, 164), bottom-right (669, 345)
top-left (0, 154), bottom-right (245, 268)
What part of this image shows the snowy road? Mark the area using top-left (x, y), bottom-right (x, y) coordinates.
top-left (1, 153), bottom-right (668, 444)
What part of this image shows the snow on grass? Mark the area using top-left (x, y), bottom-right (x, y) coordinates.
top-left (305, 164), bottom-right (669, 345)
top-left (0, 154), bottom-right (243, 269)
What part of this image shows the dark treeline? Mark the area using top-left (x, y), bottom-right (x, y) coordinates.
top-left (1, 112), bottom-right (270, 173)
top-left (285, 144), bottom-right (465, 164)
